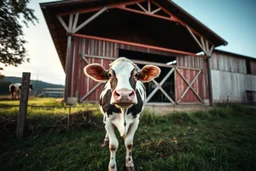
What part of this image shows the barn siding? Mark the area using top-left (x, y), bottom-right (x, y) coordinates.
top-left (69, 37), bottom-right (117, 101)
top-left (210, 51), bottom-right (256, 103)
top-left (250, 60), bottom-right (256, 75)
top-left (211, 70), bottom-right (256, 102)
top-left (210, 52), bottom-right (256, 74)
top-left (70, 36), bottom-right (209, 104)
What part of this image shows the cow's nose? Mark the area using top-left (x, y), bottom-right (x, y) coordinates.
top-left (113, 89), bottom-right (135, 102)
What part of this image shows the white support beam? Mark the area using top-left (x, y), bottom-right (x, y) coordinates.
top-left (201, 35), bottom-right (215, 56)
top-left (200, 36), bottom-right (206, 52)
top-left (81, 56), bottom-right (90, 64)
top-left (146, 68), bottom-right (175, 103)
top-left (151, 7), bottom-right (161, 14)
top-left (80, 82), bottom-right (103, 101)
top-left (186, 25), bottom-right (207, 54)
top-left (68, 14), bottom-right (74, 33)
top-left (57, 15), bottom-right (69, 32)
top-left (205, 39), bottom-right (209, 55)
top-left (136, 2), bottom-right (148, 13)
top-left (73, 7), bottom-right (108, 33)
top-left (208, 44), bottom-right (215, 56)
top-left (148, 0), bottom-right (151, 13)
top-left (72, 13), bottom-right (79, 33)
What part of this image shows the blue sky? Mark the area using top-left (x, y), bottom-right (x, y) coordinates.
top-left (1, 0), bottom-right (256, 85)
top-left (173, 0), bottom-right (256, 57)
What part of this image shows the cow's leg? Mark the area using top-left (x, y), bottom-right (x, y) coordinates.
top-left (102, 115), bottom-right (109, 147)
top-left (125, 118), bottom-right (140, 171)
top-left (101, 132), bottom-right (109, 147)
top-left (105, 118), bottom-right (118, 171)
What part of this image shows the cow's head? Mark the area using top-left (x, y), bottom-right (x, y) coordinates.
top-left (84, 57), bottom-right (160, 108)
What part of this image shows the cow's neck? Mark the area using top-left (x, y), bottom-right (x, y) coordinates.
top-left (120, 108), bottom-right (128, 138)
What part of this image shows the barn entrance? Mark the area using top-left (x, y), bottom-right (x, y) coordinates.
top-left (119, 49), bottom-right (176, 104)
top-left (78, 51), bottom-right (204, 105)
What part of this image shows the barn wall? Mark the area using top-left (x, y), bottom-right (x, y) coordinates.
top-left (70, 36), bottom-right (179, 102)
top-left (210, 52), bottom-right (246, 73)
top-left (69, 36), bottom-right (209, 104)
top-left (210, 51), bottom-right (256, 75)
top-left (211, 70), bottom-right (256, 102)
top-left (249, 60), bottom-right (256, 75)
top-left (210, 51), bottom-right (256, 103)
top-left (70, 37), bottom-right (117, 101)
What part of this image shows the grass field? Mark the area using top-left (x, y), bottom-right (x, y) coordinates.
top-left (0, 98), bottom-right (256, 171)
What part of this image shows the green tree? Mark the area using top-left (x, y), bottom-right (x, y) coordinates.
top-left (0, 0), bottom-right (38, 77)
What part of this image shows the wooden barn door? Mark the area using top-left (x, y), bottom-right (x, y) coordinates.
top-left (175, 67), bottom-right (204, 104)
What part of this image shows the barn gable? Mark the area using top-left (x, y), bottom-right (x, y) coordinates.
top-left (40, 0), bottom-right (227, 69)
top-left (40, 0), bottom-right (228, 105)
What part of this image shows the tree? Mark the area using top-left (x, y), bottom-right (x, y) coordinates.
top-left (0, 0), bottom-right (38, 77)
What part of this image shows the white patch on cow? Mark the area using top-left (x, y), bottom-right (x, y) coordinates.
top-left (9, 83), bottom-right (21, 91)
top-left (9, 83), bottom-right (21, 99)
top-left (137, 81), bottom-right (146, 102)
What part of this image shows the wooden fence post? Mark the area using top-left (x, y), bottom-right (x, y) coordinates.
top-left (16, 72), bottom-right (30, 139)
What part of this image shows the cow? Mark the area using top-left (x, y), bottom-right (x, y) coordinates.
top-left (9, 83), bottom-right (33, 100)
top-left (84, 57), bottom-right (161, 171)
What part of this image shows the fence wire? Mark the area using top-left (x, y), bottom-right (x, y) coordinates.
top-left (0, 104), bottom-right (101, 134)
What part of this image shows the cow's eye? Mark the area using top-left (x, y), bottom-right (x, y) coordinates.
top-left (135, 73), bottom-right (139, 78)
top-left (107, 73), bottom-right (112, 78)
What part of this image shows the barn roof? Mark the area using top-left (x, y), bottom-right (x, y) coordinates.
top-left (40, 0), bottom-right (228, 70)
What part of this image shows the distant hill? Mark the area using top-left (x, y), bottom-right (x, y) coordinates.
top-left (0, 76), bottom-right (64, 95)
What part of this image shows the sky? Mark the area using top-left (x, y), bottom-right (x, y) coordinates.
top-left (1, 0), bottom-right (256, 85)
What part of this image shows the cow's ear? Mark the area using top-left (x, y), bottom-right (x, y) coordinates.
top-left (138, 65), bottom-right (161, 83)
top-left (84, 64), bottom-right (108, 82)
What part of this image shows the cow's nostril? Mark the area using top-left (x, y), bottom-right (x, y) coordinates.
top-left (129, 91), bottom-right (135, 98)
top-left (114, 90), bottom-right (120, 97)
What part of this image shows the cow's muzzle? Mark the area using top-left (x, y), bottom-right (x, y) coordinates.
top-left (112, 89), bottom-right (136, 108)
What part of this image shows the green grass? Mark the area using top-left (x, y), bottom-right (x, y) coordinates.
top-left (0, 100), bottom-right (256, 171)
top-left (0, 97), bottom-right (100, 116)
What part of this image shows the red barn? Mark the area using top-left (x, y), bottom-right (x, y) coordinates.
top-left (40, 0), bottom-right (230, 105)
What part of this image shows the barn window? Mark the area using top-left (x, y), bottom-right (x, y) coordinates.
top-left (119, 49), bottom-right (176, 103)
top-left (246, 60), bottom-right (251, 74)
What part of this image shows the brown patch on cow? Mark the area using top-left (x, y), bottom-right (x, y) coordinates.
top-left (129, 69), bottom-right (137, 89)
top-left (108, 69), bottom-right (117, 90)
top-left (126, 166), bottom-right (135, 171)
top-left (109, 145), bottom-right (116, 151)
top-left (127, 144), bottom-right (132, 150)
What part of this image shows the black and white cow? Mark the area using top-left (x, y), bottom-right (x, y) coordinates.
top-left (9, 83), bottom-right (33, 100)
top-left (84, 57), bottom-right (160, 171)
